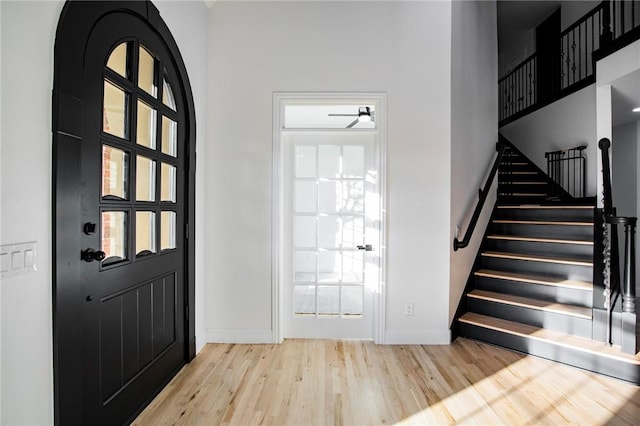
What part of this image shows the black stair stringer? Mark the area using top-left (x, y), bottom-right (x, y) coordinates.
top-left (459, 319), bottom-right (640, 384)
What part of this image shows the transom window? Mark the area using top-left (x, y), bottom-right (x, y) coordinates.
top-left (101, 41), bottom-right (179, 265)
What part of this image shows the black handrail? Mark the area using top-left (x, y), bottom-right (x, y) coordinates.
top-left (453, 141), bottom-right (507, 251)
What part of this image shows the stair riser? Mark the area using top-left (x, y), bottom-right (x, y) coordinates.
top-left (498, 174), bottom-right (548, 183)
top-left (467, 298), bottom-right (592, 338)
top-left (484, 239), bottom-right (593, 258)
top-left (490, 223), bottom-right (593, 240)
top-left (494, 208), bottom-right (594, 222)
top-left (474, 276), bottom-right (593, 307)
top-left (498, 184), bottom-right (549, 194)
top-left (497, 195), bottom-right (550, 204)
top-left (479, 256), bottom-right (593, 282)
top-left (458, 322), bottom-right (640, 384)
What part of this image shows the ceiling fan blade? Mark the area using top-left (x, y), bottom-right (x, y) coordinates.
top-left (346, 118), bottom-right (359, 128)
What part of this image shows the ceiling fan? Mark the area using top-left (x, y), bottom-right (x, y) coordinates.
top-left (328, 106), bottom-right (374, 128)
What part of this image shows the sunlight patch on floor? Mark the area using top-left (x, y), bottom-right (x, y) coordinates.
top-left (394, 355), bottom-right (638, 425)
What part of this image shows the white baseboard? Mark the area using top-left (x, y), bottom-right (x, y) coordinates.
top-left (205, 328), bottom-right (274, 344)
top-left (384, 329), bottom-right (451, 345)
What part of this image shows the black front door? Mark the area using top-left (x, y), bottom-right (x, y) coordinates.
top-left (53, 2), bottom-right (196, 425)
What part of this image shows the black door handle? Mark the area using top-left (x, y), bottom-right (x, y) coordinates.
top-left (357, 244), bottom-right (373, 252)
top-left (82, 248), bottom-right (106, 262)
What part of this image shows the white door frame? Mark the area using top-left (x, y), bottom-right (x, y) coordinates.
top-left (272, 92), bottom-right (387, 344)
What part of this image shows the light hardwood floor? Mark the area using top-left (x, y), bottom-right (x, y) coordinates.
top-left (133, 338), bottom-right (640, 425)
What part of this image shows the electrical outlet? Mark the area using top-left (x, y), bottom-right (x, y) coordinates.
top-left (404, 303), bottom-right (414, 316)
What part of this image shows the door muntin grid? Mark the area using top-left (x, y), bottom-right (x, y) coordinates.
top-left (292, 142), bottom-right (369, 318)
top-left (100, 41), bottom-right (180, 268)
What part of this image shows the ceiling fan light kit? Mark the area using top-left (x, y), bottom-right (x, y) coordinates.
top-left (328, 106), bottom-right (374, 128)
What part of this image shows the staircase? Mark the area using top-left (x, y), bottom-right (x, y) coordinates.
top-left (457, 142), bottom-right (640, 384)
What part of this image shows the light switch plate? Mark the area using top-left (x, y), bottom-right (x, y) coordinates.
top-left (1, 242), bottom-right (37, 279)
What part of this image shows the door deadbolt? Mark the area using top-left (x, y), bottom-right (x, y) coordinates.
top-left (83, 222), bottom-right (97, 235)
top-left (82, 248), bottom-right (106, 263)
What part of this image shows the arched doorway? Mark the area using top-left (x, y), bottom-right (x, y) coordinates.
top-left (52, 2), bottom-right (196, 424)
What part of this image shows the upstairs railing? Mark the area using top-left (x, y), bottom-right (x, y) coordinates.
top-left (499, 54), bottom-right (537, 122)
top-left (454, 140), bottom-right (507, 251)
top-left (560, 3), bottom-right (603, 91)
top-left (598, 138), bottom-right (637, 351)
top-left (500, 1), bottom-right (640, 126)
top-left (545, 145), bottom-right (587, 199)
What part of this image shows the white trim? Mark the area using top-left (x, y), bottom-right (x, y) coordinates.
top-left (205, 329), bottom-right (274, 344)
top-left (272, 92), bottom-right (388, 344)
top-left (384, 330), bottom-right (451, 345)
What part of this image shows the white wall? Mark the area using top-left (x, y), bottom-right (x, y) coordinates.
top-left (0, 2), bottom-right (3, 420)
top-left (1, 2), bottom-right (62, 424)
top-left (206, 1), bottom-right (453, 344)
top-left (611, 121), bottom-right (640, 284)
top-left (0, 1), bottom-right (208, 424)
top-left (560, 1), bottom-right (600, 31)
top-left (612, 122), bottom-right (638, 217)
top-left (500, 85), bottom-right (598, 197)
top-left (450, 0), bottom-right (498, 324)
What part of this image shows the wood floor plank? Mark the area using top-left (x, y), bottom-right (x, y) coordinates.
top-left (133, 339), bottom-right (640, 425)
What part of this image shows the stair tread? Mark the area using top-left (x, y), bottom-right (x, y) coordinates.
top-left (475, 268), bottom-right (593, 290)
top-left (468, 289), bottom-right (592, 318)
top-left (497, 205), bottom-right (593, 210)
top-left (500, 181), bottom-right (547, 184)
top-left (493, 219), bottom-right (593, 226)
top-left (459, 312), bottom-right (640, 363)
top-left (487, 234), bottom-right (594, 245)
top-left (481, 250), bottom-right (593, 266)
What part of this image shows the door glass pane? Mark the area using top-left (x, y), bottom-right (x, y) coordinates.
top-left (103, 80), bottom-right (128, 139)
top-left (318, 216), bottom-right (340, 248)
top-left (318, 286), bottom-right (339, 315)
top-left (294, 216), bottom-right (316, 248)
top-left (294, 251), bottom-right (316, 282)
top-left (294, 181), bottom-right (317, 213)
top-left (161, 116), bottom-right (177, 157)
top-left (318, 250), bottom-right (341, 282)
top-left (294, 285), bottom-right (315, 315)
top-left (342, 216), bottom-right (364, 247)
top-left (342, 251), bottom-right (364, 283)
top-left (138, 46), bottom-right (157, 97)
top-left (136, 155), bottom-right (156, 202)
top-left (136, 101), bottom-right (157, 149)
top-left (161, 211), bottom-right (176, 251)
top-left (343, 181), bottom-right (364, 213)
top-left (106, 42), bottom-right (128, 78)
top-left (161, 163), bottom-right (176, 202)
top-left (295, 146), bottom-right (316, 178)
top-left (136, 211), bottom-right (156, 256)
top-left (342, 286), bottom-right (363, 316)
top-left (343, 145), bottom-right (364, 178)
top-left (318, 145), bottom-right (341, 178)
top-left (163, 72), bottom-right (176, 110)
top-left (101, 211), bottom-right (128, 264)
top-left (102, 145), bottom-right (129, 200)
top-left (319, 181), bottom-right (340, 213)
